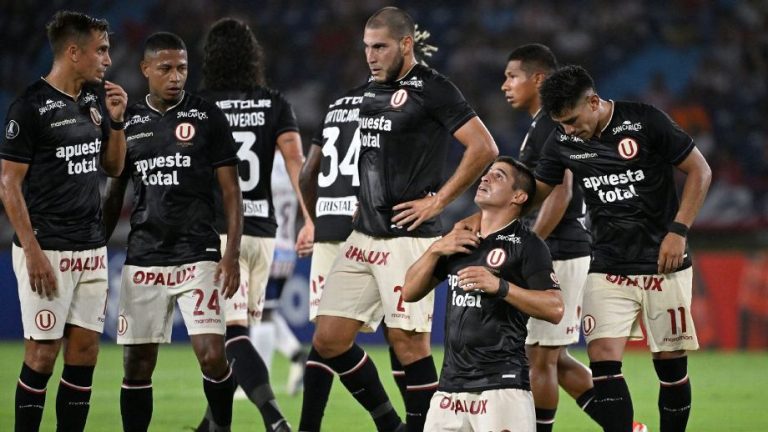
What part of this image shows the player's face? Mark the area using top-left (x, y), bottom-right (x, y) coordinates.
top-left (141, 49), bottom-right (188, 103)
top-left (74, 30), bottom-right (112, 84)
top-left (364, 27), bottom-right (406, 83)
top-left (475, 162), bottom-right (526, 209)
top-left (551, 93), bottom-right (601, 140)
top-left (501, 60), bottom-right (539, 111)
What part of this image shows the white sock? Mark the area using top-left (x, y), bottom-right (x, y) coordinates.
top-left (250, 321), bottom-right (276, 370)
top-left (272, 311), bottom-right (301, 360)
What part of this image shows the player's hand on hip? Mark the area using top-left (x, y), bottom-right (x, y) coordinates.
top-left (457, 266), bottom-right (499, 294)
top-left (215, 253), bottom-right (240, 299)
top-left (430, 225), bottom-right (480, 256)
top-left (295, 223), bottom-right (314, 258)
top-left (104, 80), bottom-right (127, 122)
top-left (658, 232), bottom-right (686, 274)
top-left (24, 246), bottom-right (57, 299)
top-left (392, 194), bottom-right (444, 231)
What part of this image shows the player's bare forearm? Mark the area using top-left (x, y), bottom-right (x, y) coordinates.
top-left (504, 286), bottom-right (563, 324)
top-left (0, 160), bottom-right (39, 250)
top-left (532, 170), bottom-right (573, 239)
top-left (299, 145), bottom-right (322, 222)
top-left (278, 131), bottom-right (313, 223)
top-left (532, 179), bottom-right (555, 210)
top-left (103, 176), bottom-right (128, 241)
top-left (403, 248), bottom-right (442, 303)
top-left (673, 147), bottom-right (712, 228)
top-left (217, 165), bottom-right (243, 257)
top-left (101, 80), bottom-right (127, 176)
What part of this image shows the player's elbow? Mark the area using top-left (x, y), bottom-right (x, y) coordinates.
top-left (101, 158), bottom-right (124, 177)
top-left (548, 294), bottom-right (565, 324)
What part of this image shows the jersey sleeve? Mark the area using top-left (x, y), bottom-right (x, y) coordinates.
top-left (422, 75), bottom-right (477, 134)
top-left (207, 105), bottom-right (239, 167)
top-left (274, 93), bottom-right (300, 137)
top-left (521, 236), bottom-right (559, 291)
top-left (533, 131), bottom-right (566, 185)
top-left (646, 105), bottom-right (695, 165)
top-left (0, 98), bottom-right (38, 163)
top-left (432, 255), bottom-right (450, 281)
top-left (310, 118), bottom-right (325, 148)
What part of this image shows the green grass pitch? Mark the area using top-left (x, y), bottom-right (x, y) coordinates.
top-left (0, 342), bottom-right (765, 431)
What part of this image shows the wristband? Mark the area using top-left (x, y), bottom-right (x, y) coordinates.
top-left (110, 119), bottom-right (125, 131)
top-left (495, 278), bottom-right (510, 299)
top-left (668, 221), bottom-right (689, 238)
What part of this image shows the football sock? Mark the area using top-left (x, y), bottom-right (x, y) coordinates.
top-left (15, 363), bottom-right (51, 432)
top-left (272, 312), bottom-right (301, 359)
top-left (403, 355), bottom-right (438, 432)
top-left (251, 321), bottom-right (276, 370)
top-left (388, 347), bottom-right (407, 402)
top-left (591, 361), bottom-right (633, 432)
top-left (325, 344), bottom-right (402, 432)
top-left (535, 407), bottom-right (557, 432)
top-left (653, 357), bottom-right (691, 432)
top-left (299, 347), bottom-right (335, 432)
top-left (202, 368), bottom-right (235, 428)
top-left (224, 326), bottom-right (286, 428)
top-left (120, 379), bottom-right (152, 432)
top-left (575, 387), bottom-right (602, 426)
top-left (56, 364), bottom-right (94, 431)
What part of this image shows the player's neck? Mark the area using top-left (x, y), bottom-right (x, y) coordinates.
top-left (44, 64), bottom-right (84, 100)
top-left (528, 101), bottom-right (542, 119)
top-left (394, 57), bottom-right (417, 81)
top-left (594, 98), bottom-right (614, 138)
top-left (146, 92), bottom-right (184, 114)
top-left (479, 210), bottom-right (518, 238)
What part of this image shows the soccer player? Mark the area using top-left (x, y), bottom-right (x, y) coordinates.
top-left (501, 44), bottom-right (597, 431)
top-left (402, 156), bottom-right (564, 432)
top-left (306, 7), bottom-right (498, 432)
top-left (195, 17), bottom-right (306, 432)
top-left (102, 32), bottom-right (240, 432)
top-left (0, 11), bottom-right (126, 432)
top-left (535, 65), bottom-right (712, 432)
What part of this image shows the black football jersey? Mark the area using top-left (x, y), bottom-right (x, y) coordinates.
top-left (311, 85), bottom-right (366, 242)
top-left (355, 64), bottom-right (477, 238)
top-left (0, 79), bottom-right (111, 250)
top-left (433, 220), bottom-right (559, 393)
top-left (536, 101), bottom-right (695, 275)
top-left (519, 110), bottom-right (590, 260)
top-left (121, 92), bottom-right (238, 266)
top-left (199, 87), bottom-right (299, 238)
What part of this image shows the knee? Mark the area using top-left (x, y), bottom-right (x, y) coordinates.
top-left (197, 344), bottom-right (228, 377)
top-left (312, 329), bottom-right (348, 359)
top-left (25, 343), bottom-right (59, 373)
top-left (528, 348), bottom-right (559, 375)
top-left (65, 341), bottom-right (100, 365)
top-left (388, 331), bottom-right (431, 365)
top-left (587, 339), bottom-right (625, 362)
top-left (123, 347), bottom-right (156, 380)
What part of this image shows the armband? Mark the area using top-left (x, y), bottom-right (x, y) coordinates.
top-left (668, 221), bottom-right (689, 238)
top-left (110, 119), bottom-right (125, 131)
top-left (496, 279), bottom-right (510, 299)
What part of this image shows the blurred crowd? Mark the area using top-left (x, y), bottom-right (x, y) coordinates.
top-left (1, 0), bottom-right (767, 242)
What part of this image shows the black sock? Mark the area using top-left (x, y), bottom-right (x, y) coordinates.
top-left (535, 407), bottom-right (556, 432)
top-left (56, 364), bottom-right (94, 431)
top-left (299, 347), bottom-right (335, 432)
top-left (654, 357), bottom-right (691, 432)
top-left (590, 361), bottom-right (633, 432)
top-left (202, 368), bottom-right (235, 429)
top-left (325, 344), bottom-right (402, 432)
top-left (225, 326), bottom-right (286, 429)
top-left (120, 379), bottom-right (152, 432)
top-left (16, 363), bottom-right (51, 432)
top-left (388, 347), bottom-right (407, 403)
top-left (403, 355), bottom-right (438, 432)
top-left (576, 388), bottom-right (602, 426)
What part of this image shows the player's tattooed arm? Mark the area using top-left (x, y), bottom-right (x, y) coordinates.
top-left (532, 169), bottom-right (573, 239)
top-left (101, 80), bottom-right (127, 176)
top-left (216, 165), bottom-right (242, 298)
top-left (658, 147), bottom-right (711, 273)
top-left (392, 117), bottom-right (498, 231)
top-left (0, 160), bottom-right (57, 298)
top-left (103, 176), bottom-right (128, 241)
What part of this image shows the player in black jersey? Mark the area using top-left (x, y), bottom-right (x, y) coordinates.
top-left (102, 33), bottom-right (240, 432)
top-left (308, 7), bottom-right (498, 432)
top-left (193, 18), bottom-right (302, 432)
top-left (502, 44), bottom-right (601, 432)
top-left (0, 11), bottom-right (126, 431)
top-left (535, 65), bottom-right (712, 432)
top-left (403, 157), bottom-right (563, 431)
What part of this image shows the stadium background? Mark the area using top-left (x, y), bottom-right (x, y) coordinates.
top-left (0, 0), bottom-right (766, 430)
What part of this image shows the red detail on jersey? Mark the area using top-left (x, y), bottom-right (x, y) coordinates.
top-left (344, 245), bottom-right (390, 265)
top-left (605, 274), bottom-right (664, 291)
top-left (582, 314), bottom-right (596, 335)
top-left (390, 89), bottom-right (408, 108)
top-left (117, 315), bottom-right (128, 336)
top-left (486, 248), bottom-right (506, 268)
top-left (89, 107), bottom-right (102, 126)
top-left (35, 310), bottom-right (56, 331)
top-left (175, 122), bottom-right (195, 141)
top-left (59, 255), bottom-right (106, 272)
top-left (618, 137), bottom-right (638, 159)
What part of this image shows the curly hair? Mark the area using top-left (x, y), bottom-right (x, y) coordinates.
top-left (46, 11), bottom-right (109, 56)
top-left (540, 65), bottom-right (595, 117)
top-left (201, 18), bottom-right (265, 91)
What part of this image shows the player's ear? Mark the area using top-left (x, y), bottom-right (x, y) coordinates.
top-left (66, 43), bottom-right (79, 63)
top-left (401, 35), bottom-right (413, 55)
top-left (511, 190), bottom-right (528, 207)
top-left (587, 93), bottom-right (600, 111)
top-left (140, 59), bottom-right (149, 78)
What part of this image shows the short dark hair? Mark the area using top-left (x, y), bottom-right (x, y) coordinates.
top-left (143, 32), bottom-right (186, 57)
top-left (507, 43), bottom-right (558, 76)
top-left (495, 156), bottom-right (536, 214)
top-left (46, 11), bottom-right (109, 56)
top-left (540, 65), bottom-right (596, 118)
top-left (202, 18), bottom-right (265, 91)
top-left (366, 7), bottom-right (415, 39)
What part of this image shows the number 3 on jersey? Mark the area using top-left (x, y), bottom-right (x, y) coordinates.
top-left (318, 126), bottom-right (361, 188)
top-left (233, 131), bottom-right (260, 192)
